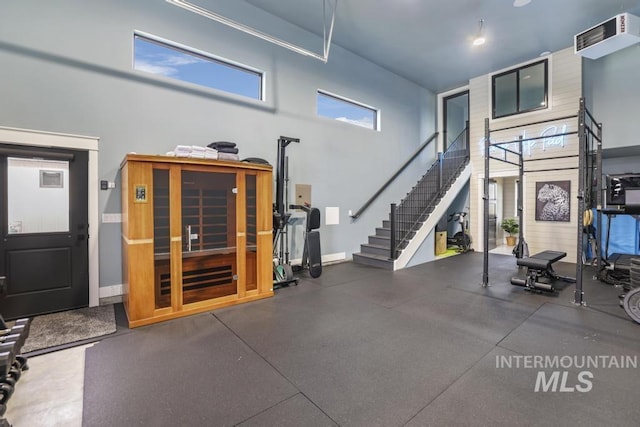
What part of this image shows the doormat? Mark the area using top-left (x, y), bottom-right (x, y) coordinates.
top-left (21, 304), bottom-right (116, 354)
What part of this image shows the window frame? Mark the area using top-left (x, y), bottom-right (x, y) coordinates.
top-left (133, 31), bottom-right (265, 101)
top-left (316, 89), bottom-right (380, 131)
top-left (491, 59), bottom-right (548, 120)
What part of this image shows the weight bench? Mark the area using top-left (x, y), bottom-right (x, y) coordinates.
top-left (510, 250), bottom-right (576, 292)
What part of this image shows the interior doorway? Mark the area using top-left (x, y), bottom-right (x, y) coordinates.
top-left (0, 127), bottom-right (100, 318)
top-left (490, 176), bottom-right (519, 255)
top-left (443, 90), bottom-right (469, 152)
top-left (0, 145), bottom-right (89, 319)
top-left (488, 180), bottom-right (497, 251)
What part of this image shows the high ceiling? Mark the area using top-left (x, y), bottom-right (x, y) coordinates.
top-left (241, 0), bottom-right (640, 93)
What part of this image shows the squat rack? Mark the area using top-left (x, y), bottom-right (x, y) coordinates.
top-left (481, 98), bottom-right (602, 306)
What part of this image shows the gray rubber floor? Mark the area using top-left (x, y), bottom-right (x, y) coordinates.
top-left (83, 253), bottom-right (640, 426)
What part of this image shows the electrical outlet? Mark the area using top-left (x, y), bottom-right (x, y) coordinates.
top-left (102, 213), bottom-right (122, 223)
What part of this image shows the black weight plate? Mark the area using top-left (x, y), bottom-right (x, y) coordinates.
top-left (623, 287), bottom-right (640, 325)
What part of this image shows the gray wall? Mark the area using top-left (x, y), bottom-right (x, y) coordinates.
top-left (0, 0), bottom-right (436, 288)
top-left (583, 44), bottom-right (640, 149)
top-left (406, 180), bottom-right (470, 267)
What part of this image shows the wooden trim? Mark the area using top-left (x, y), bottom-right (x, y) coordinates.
top-left (121, 154), bottom-right (273, 328)
top-left (121, 153), bottom-right (272, 172)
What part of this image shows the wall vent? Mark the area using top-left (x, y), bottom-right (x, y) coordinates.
top-left (575, 13), bottom-right (640, 59)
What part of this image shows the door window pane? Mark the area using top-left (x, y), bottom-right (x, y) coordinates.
top-left (7, 158), bottom-right (69, 234)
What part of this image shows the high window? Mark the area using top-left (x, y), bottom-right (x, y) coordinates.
top-left (492, 59), bottom-right (548, 119)
top-left (134, 32), bottom-right (264, 100)
top-left (317, 90), bottom-right (379, 130)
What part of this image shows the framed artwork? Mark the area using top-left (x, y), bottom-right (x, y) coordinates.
top-left (535, 180), bottom-right (570, 222)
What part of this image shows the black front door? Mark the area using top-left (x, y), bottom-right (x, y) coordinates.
top-left (0, 144), bottom-right (88, 320)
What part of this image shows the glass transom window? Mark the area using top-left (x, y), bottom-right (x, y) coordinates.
top-left (134, 33), bottom-right (264, 100)
top-left (317, 90), bottom-right (379, 130)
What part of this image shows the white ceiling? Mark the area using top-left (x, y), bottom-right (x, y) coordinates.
top-left (238, 0), bottom-right (640, 93)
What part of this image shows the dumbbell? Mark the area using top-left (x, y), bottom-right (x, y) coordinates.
top-left (0, 344), bottom-right (21, 383)
top-left (0, 353), bottom-right (14, 402)
top-left (2, 319), bottom-right (30, 340)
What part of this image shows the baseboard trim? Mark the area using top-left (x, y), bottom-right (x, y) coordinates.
top-left (290, 252), bottom-right (346, 266)
top-left (99, 284), bottom-right (123, 299)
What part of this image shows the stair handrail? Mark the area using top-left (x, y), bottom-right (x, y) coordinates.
top-left (390, 126), bottom-right (469, 259)
top-left (350, 132), bottom-right (438, 220)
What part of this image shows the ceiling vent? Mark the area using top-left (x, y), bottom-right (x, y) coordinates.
top-left (575, 13), bottom-right (640, 59)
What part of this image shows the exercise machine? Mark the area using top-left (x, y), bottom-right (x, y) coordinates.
top-left (481, 98), bottom-right (600, 306)
top-left (273, 136), bottom-right (299, 288)
top-left (510, 250), bottom-right (576, 292)
top-left (290, 204), bottom-right (322, 278)
top-left (447, 211), bottom-right (472, 252)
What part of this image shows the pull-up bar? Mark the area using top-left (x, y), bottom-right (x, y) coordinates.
top-left (482, 98), bottom-right (600, 307)
top-left (490, 114), bottom-right (578, 133)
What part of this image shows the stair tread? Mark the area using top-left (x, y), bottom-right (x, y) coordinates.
top-left (362, 243), bottom-right (389, 249)
top-left (353, 252), bottom-right (393, 261)
top-left (356, 160), bottom-right (470, 268)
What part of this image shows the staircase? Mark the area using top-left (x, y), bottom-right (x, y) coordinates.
top-left (353, 131), bottom-right (470, 270)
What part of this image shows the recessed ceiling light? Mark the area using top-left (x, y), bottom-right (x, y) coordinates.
top-left (513, 0), bottom-right (531, 7)
top-left (539, 51), bottom-right (551, 56)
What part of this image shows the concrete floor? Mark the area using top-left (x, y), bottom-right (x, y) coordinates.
top-left (4, 344), bottom-right (92, 426)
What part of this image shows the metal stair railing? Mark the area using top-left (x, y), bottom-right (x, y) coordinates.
top-left (350, 132), bottom-right (438, 220)
top-left (390, 127), bottom-right (469, 259)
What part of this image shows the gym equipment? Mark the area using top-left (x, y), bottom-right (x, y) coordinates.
top-left (482, 98), bottom-right (601, 306)
top-left (596, 207), bottom-right (639, 291)
top-left (0, 314), bottom-right (30, 423)
top-left (272, 136), bottom-right (300, 289)
top-left (242, 157), bottom-right (270, 165)
top-left (606, 174), bottom-right (640, 214)
top-left (290, 204), bottom-right (322, 278)
top-left (618, 257), bottom-right (640, 316)
top-left (623, 286), bottom-right (640, 324)
top-left (446, 212), bottom-right (472, 252)
top-left (510, 250), bottom-right (576, 292)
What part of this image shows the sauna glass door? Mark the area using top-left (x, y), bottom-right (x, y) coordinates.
top-left (181, 170), bottom-right (237, 303)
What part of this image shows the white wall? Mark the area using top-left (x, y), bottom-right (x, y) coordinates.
top-left (468, 47), bottom-right (582, 261)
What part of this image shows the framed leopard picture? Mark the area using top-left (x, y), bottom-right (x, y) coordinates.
top-left (535, 180), bottom-right (570, 222)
